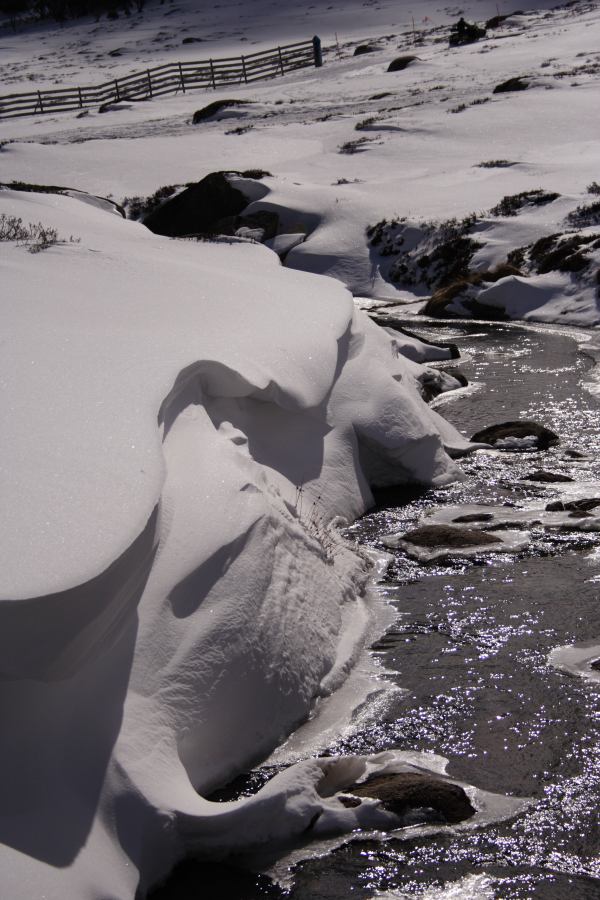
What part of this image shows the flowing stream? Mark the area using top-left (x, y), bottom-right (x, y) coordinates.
top-left (155, 320), bottom-right (600, 900)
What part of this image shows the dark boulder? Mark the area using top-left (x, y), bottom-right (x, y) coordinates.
top-left (493, 77), bottom-right (529, 94)
top-left (142, 172), bottom-right (250, 238)
top-left (452, 512), bottom-right (494, 524)
top-left (354, 44), bottom-right (378, 56)
top-left (401, 524), bottom-right (501, 549)
top-left (486, 14), bottom-right (509, 28)
top-left (449, 18), bottom-right (486, 46)
top-left (192, 99), bottom-right (252, 124)
top-left (522, 470), bottom-right (573, 483)
top-left (387, 55), bottom-right (418, 72)
top-left (471, 420), bottom-right (559, 450)
top-left (348, 773), bottom-right (475, 824)
top-left (591, 659), bottom-right (600, 672)
top-left (546, 498), bottom-right (600, 513)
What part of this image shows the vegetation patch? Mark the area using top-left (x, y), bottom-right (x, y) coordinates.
top-left (490, 189), bottom-right (560, 217)
top-left (566, 200), bottom-right (600, 228)
top-left (530, 232), bottom-right (600, 273)
top-left (368, 214), bottom-right (481, 293)
top-left (123, 184), bottom-right (179, 220)
top-left (0, 213), bottom-right (78, 253)
top-left (477, 160), bottom-right (517, 168)
top-left (339, 136), bottom-right (372, 154)
top-left (355, 116), bottom-right (378, 131)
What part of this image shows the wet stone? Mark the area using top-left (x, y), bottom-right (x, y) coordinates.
top-left (546, 498), bottom-right (600, 512)
top-left (349, 773), bottom-right (476, 824)
top-left (522, 470), bottom-right (573, 483)
top-left (452, 512), bottom-right (495, 523)
top-left (401, 524), bottom-right (502, 548)
top-left (471, 420), bottom-right (560, 451)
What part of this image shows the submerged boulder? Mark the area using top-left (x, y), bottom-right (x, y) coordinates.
top-left (522, 470), bottom-right (573, 483)
top-left (400, 524), bottom-right (502, 549)
top-left (471, 420), bottom-right (559, 451)
top-left (546, 498), bottom-right (600, 512)
top-left (348, 773), bottom-right (475, 824)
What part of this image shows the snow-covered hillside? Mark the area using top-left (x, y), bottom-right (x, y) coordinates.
top-left (1, 0), bottom-right (599, 897)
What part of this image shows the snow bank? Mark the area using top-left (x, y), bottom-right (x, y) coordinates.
top-left (0, 187), bottom-right (471, 898)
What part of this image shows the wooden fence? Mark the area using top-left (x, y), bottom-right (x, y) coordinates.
top-left (0, 36), bottom-right (322, 120)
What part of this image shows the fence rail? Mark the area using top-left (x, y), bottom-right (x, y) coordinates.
top-left (0, 36), bottom-right (322, 120)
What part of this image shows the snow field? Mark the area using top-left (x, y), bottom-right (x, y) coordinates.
top-left (2, 0), bottom-right (600, 895)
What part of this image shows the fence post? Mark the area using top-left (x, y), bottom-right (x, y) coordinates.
top-left (114, 79), bottom-right (121, 102)
top-left (209, 59), bottom-right (216, 89)
top-left (241, 55), bottom-right (247, 84)
top-left (146, 70), bottom-right (153, 98)
top-left (78, 87), bottom-right (83, 108)
top-left (312, 35), bottom-right (323, 67)
top-left (277, 46), bottom-right (285, 75)
top-left (178, 62), bottom-right (186, 93)
top-left (37, 90), bottom-right (44, 113)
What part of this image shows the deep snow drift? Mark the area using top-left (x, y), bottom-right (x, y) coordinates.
top-left (1, 184), bottom-right (475, 898)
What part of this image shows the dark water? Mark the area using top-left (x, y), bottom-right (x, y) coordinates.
top-left (156, 321), bottom-right (600, 900)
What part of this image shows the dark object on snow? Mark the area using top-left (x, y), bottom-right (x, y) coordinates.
top-left (493, 76), bottom-right (529, 93)
top-left (387, 55), bottom-right (418, 72)
top-left (449, 18), bottom-right (486, 47)
top-left (192, 99), bottom-right (252, 124)
top-left (591, 659), bottom-right (600, 672)
top-left (354, 44), bottom-right (378, 56)
top-left (546, 498), bottom-right (600, 513)
top-left (348, 773), bottom-right (476, 824)
top-left (486, 14), bottom-right (510, 28)
top-left (471, 420), bottom-right (559, 450)
top-left (400, 525), bottom-right (502, 549)
top-left (522, 470), bottom-right (573, 483)
top-left (143, 172), bottom-right (249, 237)
top-left (182, 37), bottom-right (203, 44)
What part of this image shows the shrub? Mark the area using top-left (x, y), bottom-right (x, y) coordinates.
top-left (123, 184), bottom-right (178, 220)
top-left (477, 159), bottom-right (517, 168)
top-left (0, 213), bottom-right (77, 253)
top-left (339, 136), bottom-right (371, 154)
top-left (490, 189), bottom-right (560, 217)
top-left (587, 181), bottom-right (600, 195)
top-left (567, 200), bottom-right (600, 227)
top-left (355, 116), bottom-right (377, 131)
